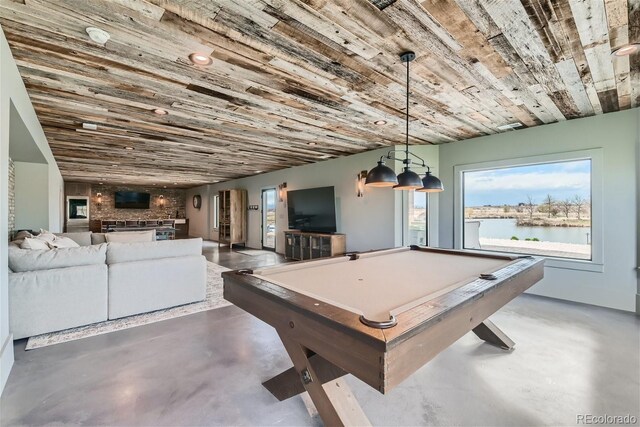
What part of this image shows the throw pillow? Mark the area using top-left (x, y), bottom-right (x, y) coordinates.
top-left (36, 233), bottom-right (57, 244)
top-left (20, 238), bottom-right (50, 250)
top-left (48, 236), bottom-right (80, 249)
top-left (10, 239), bottom-right (25, 247)
top-left (105, 230), bottom-right (155, 243)
top-left (13, 230), bottom-right (33, 240)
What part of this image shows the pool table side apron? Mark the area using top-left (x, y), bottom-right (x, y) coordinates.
top-left (383, 258), bottom-right (545, 391)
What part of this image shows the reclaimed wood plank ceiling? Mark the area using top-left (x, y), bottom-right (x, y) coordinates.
top-left (0, 0), bottom-right (638, 187)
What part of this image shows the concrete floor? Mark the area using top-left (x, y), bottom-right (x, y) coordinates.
top-left (1, 245), bottom-right (639, 426)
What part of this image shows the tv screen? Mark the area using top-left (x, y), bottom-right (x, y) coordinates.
top-left (287, 186), bottom-right (337, 233)
top-left (115, 191), bottom-right (151, 209)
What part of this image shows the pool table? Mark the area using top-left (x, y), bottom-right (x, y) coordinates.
top-left (223, 246), bottom-right (544, 426)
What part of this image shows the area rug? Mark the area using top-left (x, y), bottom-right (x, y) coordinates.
top-left (236, 249), bottom-right (274, 256)
top-left (25, 261), bottom-right (231, 350)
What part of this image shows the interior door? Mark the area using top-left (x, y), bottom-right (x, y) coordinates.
top-left (262, 188), bottom-right (276, 250)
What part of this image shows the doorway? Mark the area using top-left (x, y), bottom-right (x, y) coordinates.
top-left (261, 188), bottom-right (277, 250)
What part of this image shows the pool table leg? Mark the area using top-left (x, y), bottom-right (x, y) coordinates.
top-left (263, 352), bottom-right (347, 401)
top-left (275, 331), bottom-right (372, 427)
top-left (472, 319), bottom-right (515, 350)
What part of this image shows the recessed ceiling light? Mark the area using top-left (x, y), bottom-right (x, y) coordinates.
top-left (307, 142), bottom-right (317, 146)
top-left (497, 122), bottom-right (523, 131)
top-left (82, 123), bottom-right (98, 130)
top-left (189, 52), bottom-right (212, 65)
top-left (99, 182), bottom-right (103, 185)
top-left (124, 146), bottom-right (134, 150)
top-left (112, 164), bottom-right (118, 167)
top-left (173, 182), bottom-right (177, 185)
top-left (611, 43), bottom-right (640, 57)
top-left (255, 170), bottom-right (263, 173)
top-left (374, 120), bottom-right (387, 125)
top-left (85, 27), bottom-right (110, 45)
top-left (163, 185), bottom-right (167, 188)
top-left (319, 155), bottom-right (331, 159)
top-left (153, 108), bottom-right (168, 115)
top-left (213, 180), bottom-right (219, 183)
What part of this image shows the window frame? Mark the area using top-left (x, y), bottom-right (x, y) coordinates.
top-left (453, 149), bottom-right (603, 272)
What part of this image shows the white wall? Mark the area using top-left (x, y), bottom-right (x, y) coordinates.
top-left (14, 162), bottom-right (49, 231)
top-left (186, 185), bottom-right (211, 239)
top-left (438, 109), bottom-right (639, 312)
top-left (1, 25), bottom-right (64, 394)
top-left (187, 146), bottom-right (440, 253)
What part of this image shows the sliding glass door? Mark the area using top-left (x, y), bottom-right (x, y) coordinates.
top-left (262, 188), bottom-right (276, 250)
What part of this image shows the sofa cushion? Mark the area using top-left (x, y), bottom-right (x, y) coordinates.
top-left (20, 238), bottom-right (50, 250)
top-left (55, 232), bottom-right (92, 247)
top-left (48, 237), bottom-right (81, 249)
top-left (108, 255), bottom-right (206, 319)
top-left (9, 264), bottom-right (108, 339)
top-left (106, 238), bottom-right (203, 265)
top-left (105, 230), bottom-right (155, 243)
top-left (9, 243), bottom-right (107, 272)
top-left (91, 233), bottom-right (107, 245)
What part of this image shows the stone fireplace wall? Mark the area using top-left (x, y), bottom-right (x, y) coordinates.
top-left (89, 184), bottom-right (186, 221)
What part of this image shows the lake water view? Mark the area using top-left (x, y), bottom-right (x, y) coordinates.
top-left (472, 218), bottom-right (591, 244)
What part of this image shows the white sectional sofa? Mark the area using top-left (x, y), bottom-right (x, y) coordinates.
top-left (8, 232), bottom-right (206, 340)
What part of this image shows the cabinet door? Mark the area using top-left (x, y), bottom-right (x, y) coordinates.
top-left (319, 236), bottom-right (332, 257)
top-left (284, 233), bottom-right (294, 259)
top-left (292, 235), bottom-right (302, 260)
top-left (301, 235), bottom-right (311, 260)
top-left (310, 236), bottom-right (322, 259)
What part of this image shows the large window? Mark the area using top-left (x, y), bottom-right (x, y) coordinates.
top-left (462, 159), bottom-right (592, 260)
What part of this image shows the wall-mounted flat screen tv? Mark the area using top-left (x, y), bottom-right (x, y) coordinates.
top-left (115, 191), bottom-right (151, 209)
top-left (287, 186), bottom-right (337, 233)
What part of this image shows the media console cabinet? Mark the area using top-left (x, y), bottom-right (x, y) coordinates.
top-left (283, 231), bottom-right (346, 260)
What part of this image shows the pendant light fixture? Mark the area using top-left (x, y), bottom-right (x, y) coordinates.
top-left (364, 52), bottom-right (443, 193)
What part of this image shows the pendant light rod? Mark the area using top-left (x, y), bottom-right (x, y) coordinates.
top-left (364, 50), bottom-right (443, 193)
top-left (405, 52), bottom-right (410, 162)
top-left (400, 51), bottom-right (415, 166)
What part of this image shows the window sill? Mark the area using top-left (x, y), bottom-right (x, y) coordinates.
top-left (544, 257), bottom-right (603, 273)
top-left (461, 247), bottom-right (603, 273)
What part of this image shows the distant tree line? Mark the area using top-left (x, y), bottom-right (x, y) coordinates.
top-left (532, 194), bottom-right (590, 219)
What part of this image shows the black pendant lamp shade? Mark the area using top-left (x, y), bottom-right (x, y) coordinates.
top-left (364, 50), bottom-right (444, 193)
top-left (417, 170), bottom-right (444, 192)
top-left (394, 167), bottom-right (423, 190)
top-left (365, 160), bottom-right (398, 187)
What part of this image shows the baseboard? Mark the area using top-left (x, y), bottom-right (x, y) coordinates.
top-left (0, 332), bottom-right (14, 395)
